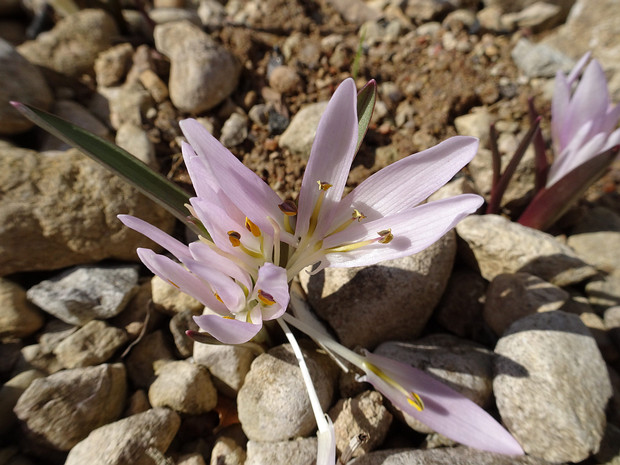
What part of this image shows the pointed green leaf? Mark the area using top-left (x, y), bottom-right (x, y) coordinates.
top-left (518, 145), bottom-right (619, 230)
top-left (356, 80), bottom-right (376, 154)
top-left (12, 102), bottom-right (194, 228)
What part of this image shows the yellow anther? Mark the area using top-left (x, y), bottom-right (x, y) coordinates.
top-left (227, 231), bottom-right (242, 247)
top-left (407, 392), bottom-right (425, 411)
top-left (378, 229), bottom-right (393, 244)
top-left (168, 280), bottom-right (180, 289)
top-left (257, 289), bottom-right (276, 306)
top-left (214, 293), bottom-right (224, 304)
top-left (278, 200), bottom-right (298, 216)
top-left (352, 209), bottom-right (366, 221)
top-left (245, 217), bottom-right (261, 237)
top-left (317, 181), bottom-right (332, 191)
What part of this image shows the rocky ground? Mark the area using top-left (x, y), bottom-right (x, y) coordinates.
top-left (1, 0), bottom-right (620, 464)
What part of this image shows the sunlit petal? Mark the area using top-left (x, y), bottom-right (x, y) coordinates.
top-left (118, 214), bottom-right (191, 261)
top-left (193, 313), bottom-right (262, 344)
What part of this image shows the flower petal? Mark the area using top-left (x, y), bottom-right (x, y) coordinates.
top-left (323, 194), bottom-right (483, 268)
top-left (295, 78), bottom-right (359, 239)
top-left (193, 314), bottom-right (262, 344)
top-left (136, 248), bottom-right (225, 313)
top-left (118, 215), bottom-right (191, 261)
top-left (360, 351), bottom-right (524, 456)
top-left (188, 241), bottom-right (252, 290)
top-left (252, 263), bottom-right (289, 320)
top-left (329, 136), bottom-right (479, 229)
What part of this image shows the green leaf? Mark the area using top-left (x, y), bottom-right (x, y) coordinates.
top-left (356, 80), bottom-right (376, 155)
top-left (518, 145), bottom-right (619, 230)
top-left (12, 102), bottom-right (194, 228)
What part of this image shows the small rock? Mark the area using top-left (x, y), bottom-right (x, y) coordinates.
top-left (511, 37), bottom-right (574, 78)
top-left (403, 0), bottom-right (455, 23)
top-left (219, 113), bottom-right (248, 148)
top-left (375, 334), bottom-right (494, 433)
top-left (245, 437), bottom-right (317, 465)
top-left (177, 452), bottom-right (207, 465)
top-left (605, 306), bottom-right (620, 350)
top-left (0, 370), bottom-right (44, 436)
top-left (170, 310), bottom-right (198, 358)
top-left (494, 311), bottom-right (612, 462)
top-left (193, 342), bottom-right (257, 397)
top-left (64, 408), bottom-right (180, 465)
top-left (26, 265), bottom-right (139, 326)
top-left (138, 69), bottom-right (169, 103)
top-left (237, 344), bottom-right (335, 441)
top-left (96, 82), bottom-right (154, 130)
top-left (148, 360), bottom-right (217, 414)
top-left (484, 272), bottom-right (569, 336)
top-left (198, 0), bottom-right (227, 28)
top-left (326, 0), bottom-right (381, 24)
top-left (279, 101), bottom-right (329, 158)
top-left (456, 214), bottom-right (597, 286)
top-left (125, 330), bottom-right (175, 388)
top-left (0, 38), bottom-right (53, 135)
top-left (115, 122), bottom-right (158, 168)
top-left (53, 320), bottom-right (128, 368)
top-left (17, 9), bottom-right (119, 77)
top-left (151, 275), bottom-right (204, 315)
top-left (579, 311), bottom-right (619, 363)
top-left (209, 424), bottom-right (247, 465)
top-left (330, 390), bottom-right (392, 458)
top-left (301, 232), bottom-right (456, 349)
top-left (454, 107), bottom-right (492, 145)
top-left (94, 42), bottom-right (134, 87)
top-left (154, 21), bottom-right (240, 113)
top-left (568, 231), bottom-right (620, 275)
top-left (503, 2), bottom-right (563, 32)
top-left (14, 363), bottom-right (127, 451)
top-left (585, 275), bottom-right (620, 310)
top-left (0, 278), bottom-right (44, 338)
top-left (18, 343), bottom-right (63, 375)
top-left (268, 65), bottom-right (302, 94)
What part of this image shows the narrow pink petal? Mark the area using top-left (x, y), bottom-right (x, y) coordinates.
top-left (547, 129), bottom-right (607, 187)
top-left (551, 71), bottom-right (571, 152)
top-left (188, 241), bottom-right (252, 290)
top-left (323, 194), bottom-right (483, 268)
top-left (296, 78), bottom-right (359, 239)
top-left (566, 51), bottom-right (591, 85)
top-left (118, 214), bottom-right (191, 261)
top-left (193, 314), bottom-right (262, 344)
top-left (252, 263), bottom-right (289, 320)
top-left (182, 142), bottom-right (217, 199)
top-left (180, 118), bottom-right (292, 243)
top-left (136, 248), bottom-right (226, 314)
top-left (361, 351), bottom-right (524, 456)
top-left (329, 136), bottom-right (479, 229)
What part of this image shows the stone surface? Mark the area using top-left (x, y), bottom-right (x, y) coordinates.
top-left (64, 408), bottom-right (180, 465)
top-left (329, 390), bottom-right (392, 458)
top-left (568, 231), bottom-right (620, 275)
top-left (279, 101), bottom-right (328, 158)
top-left (154, 21), bottom-right (240, 113)
top-left (456, 214), bottom-right (597, 286)
top-left (115, 122), bottom-right (158, 168)
top-left (494, 311), bottom-right (612, 462)
top-left (0, 278), bottom-right (44, 338)
top-left (17, 9), bottom-right (118, 77)
top-left (170, 310), bottom-right (198, 358)
top-left (94, 42), bottom-right (134, 87)
top-left (0, 369), bottom-right (44, 436)
top-left (484, 272), bottom-right (569, 336)
top-left (0, 148), bottom-right (175, 276)
top-left (53, 320), bottom-right (128, 368)
top-left (26, 265), bottom-right (139, 326)
top-left (219, 113), bottom-right (248, 148)
top-left (245, 437), bottom-right (317, 465)
top-left (301, 231), bottom-right (456, 349)
top-left (268, 65), bottom-right (302, 94)
top-left (151, 275), bottom-right (204, 315)
top-left (0, 38), bottom-right (53, 135)
top-left (586, 274), bottom-right (620, 310)
top-left (606, 306), bottom-right (620, 350)
top-left (209, 425), bottom-right (247, 465)
top-left (148, 360), bottom-right (217, 414)
top-left (511, 37), bottom-right (574, 78)
top-left (193, 342), bottom-right (256, 397)
top-left (125, 330), bottom-right (175, 388)
top-left (375, 334), bottom-right (494, 433)
top-left (237, 344), bottom-right (336, 442)
top-left (14, 363), bottom-right (127, 451)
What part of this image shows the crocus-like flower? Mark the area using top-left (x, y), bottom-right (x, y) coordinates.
top-left (546, 53), bottom-right (620, 187)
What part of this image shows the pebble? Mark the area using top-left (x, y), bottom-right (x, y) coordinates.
top-left (0, 147), bottom-right (175, 276)
top-left (149, 7), bottom-right (202, 25)
top-left (567, 231), bottom-right (620, 275)
top-left (0, 369), bottom-right (44, 437)
top-left (279, 101), bottom-right (328, 158)
top-left (245, 437), bottom-right (317, 465)
top-left (64, 408), bottom-right (181, 465)
top-left (53, 320), bottom-right (128, 369)
top-left (151, 275), bottom-right (204, 315)
top-left (511, 37), bottom-right (574, 78)
top-left (456, 214), bottom-right (597, 286)
top-left (374, 334), bottom-right (494, 433)
top-left (148, 360), bottom-right (218, 414)
top-left (484, 272), bottom-right (569, 336)
top-left (268, 65), bottom-right (302, 94)
top-left (237, 343), bottom-right (336, 441)
top-left (95, 82), bottom-right (154, 130)
top-left (585, 275), bottom-right (620, 310)
top-left (0, 278), bottom-right (44, 338)
top-left (329, 390), bottom-right (392, 458)
top-left (197, 0), bottom-right (228, 28)
top-left (125, 330), bottom-right (175, 388)
top-left (94, 42), bottom-right (134, 88)
top-left (0, 38), bottom-right (53, 135)
top-left (169, 310), bottom-right (198, 358)
top-left (494, 311), bottom-right (612, 462)
top-left (209, 425), bottom-right (247, 465)
top-left (115, 122), bottom-right (158, 168)
top-left (26, 265), bottom-right (139, 326)
top-left (502, 2), bottom-right (563, 32)
top-left (300, 231), bottom-right (456, 349)
top-left (17, 9), bottom-right (119, 77)
top-left (219, 113), bottom-right (248, 148)
top-left (154, 21), bottom-right (240, 113)
top-left (138, 69), bottom-right (169, 103)
top-left (193, 341), bottom-right (257, 397)
top-left (14, 363), bottom-right (127, 451)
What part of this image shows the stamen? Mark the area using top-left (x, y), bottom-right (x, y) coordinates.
top-left (408, 392), bottom-right (424, 411)
top-left (214, 293), bottom-right (224, 303)
top-left (363, 361), bottom-right (425, 412)
top-left (308, 181), bottom-right (332, 235)
top-left (278, 200), bottom-right (298, 216)
top-left (245, 217), bottom-right (261, 237)
top-left (378, 229), bottom-right (393, 244)
top-left (257, 289), bottom-right (276, 306)
top-left (327, 209), bottom-right (367, 236)
top-left (228, 231), bottom-right (241, 247)
top-left (317, 181), bottom-right (332, 191)
top-left (168, 280), bottom-right (180, 289)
